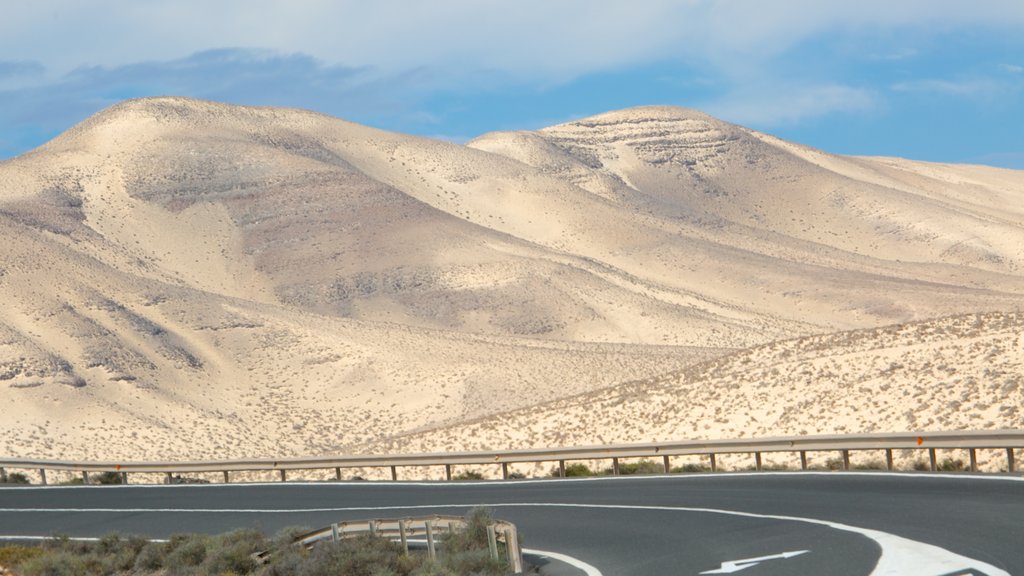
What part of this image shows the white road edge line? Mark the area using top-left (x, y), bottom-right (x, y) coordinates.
top-left (0, 501), bottom-right (1010, 575)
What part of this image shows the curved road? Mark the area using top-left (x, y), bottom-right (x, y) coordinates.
top-left (1, 472), bottom-right (1021, 575)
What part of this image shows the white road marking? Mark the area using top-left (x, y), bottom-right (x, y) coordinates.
top-left (0, 499), bottom-right (1012, 575)
top-left (700, 550), bottom-right (809, 574)
top-left (524, 548), bottom-right (604, 576)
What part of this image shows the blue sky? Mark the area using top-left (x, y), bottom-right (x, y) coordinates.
top-left (1, 1), bottom-right (1023, 167)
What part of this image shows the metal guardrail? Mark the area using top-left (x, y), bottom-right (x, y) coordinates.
top-left (1, 430), bottom-right (1021, 486)
top-left (267, 514), bottom-right (523, 573)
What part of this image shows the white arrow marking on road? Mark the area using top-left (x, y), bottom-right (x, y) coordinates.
top-left (700, 550), bottom-right (809, 574)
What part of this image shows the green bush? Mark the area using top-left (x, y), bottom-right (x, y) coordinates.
top-left (453, 470), bottom-right (485, 481)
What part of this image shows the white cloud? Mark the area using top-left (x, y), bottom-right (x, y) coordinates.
top-left (3, 0), bottom-right (1024, 79)
top-left (706, 84), bottom-right (876, 126)
top-left (1001, 64), bottom-right (1023, 74)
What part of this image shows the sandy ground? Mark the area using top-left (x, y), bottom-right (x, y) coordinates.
top-left (0, 98), bottom-right (1021, 464)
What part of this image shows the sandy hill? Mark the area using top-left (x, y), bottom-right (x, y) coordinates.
top-left (366, 311), bottom-right (1024, 471)
top-left (0, 97), bottom-right (1022, 463)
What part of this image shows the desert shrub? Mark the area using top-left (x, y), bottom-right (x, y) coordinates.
top-left (671, 463), bottom-right (711, 473)
top-left (18, 550), bottom-right (89, 576)
top-left (289, 534), bottom-right (409, 576)
top-left (611, 459), bottom-right (664, 475)
top-left (1, 472), bottom-right (30, 484)
top-left (911, 460), bottom-right (931, 471)
top-left (203, 528), bottom-right (267, 575)
top-left (431, 508), bottom-right (506, 576)
top-left (134, 541), bottom-right (166, 571)
top-left (95, 533), bottom-right (147, 572)
top-left (550, 463), bottom-right (594, 477)
top-left (164, 534), bottom-right (209, 574)
top-left (94, 471), bottom-right (123, 485)
top-left (853, 459), bottom-right (887, 471)
top-left (0, 544), bottom-right (44, 568)
top-left (453, 470), bottom-right (485, 481)
top-left (824, 457), bottom-right (846, 471)
top-left (939, 458), bottom-right (965, 472)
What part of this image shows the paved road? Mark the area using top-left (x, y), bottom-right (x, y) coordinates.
top-left (1, 472), bottom-right (1020, 575)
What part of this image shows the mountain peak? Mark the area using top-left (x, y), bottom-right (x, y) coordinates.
top-left (548, 105), bottom-right (721, 129)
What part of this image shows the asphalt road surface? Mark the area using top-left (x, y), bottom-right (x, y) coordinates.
top-left (1, 472), bottom-right (1021, 575)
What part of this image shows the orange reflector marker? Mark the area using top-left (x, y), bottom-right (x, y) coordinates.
top-left (916, 437), bottom-right (924, 445)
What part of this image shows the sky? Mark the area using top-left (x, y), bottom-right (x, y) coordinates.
top-left (1, 1), bottom-right (1023, 167)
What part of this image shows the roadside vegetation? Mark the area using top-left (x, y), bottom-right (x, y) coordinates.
top-left (0, 509), bottom-right (516, 576)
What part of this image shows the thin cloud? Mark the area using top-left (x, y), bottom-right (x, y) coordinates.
top-left (707, 84), bottom-right (876, 127)
top-left (891, 78), bottom-right (1000, 97)
top-left (0, 49), bottom-right (435, 152)
top-left (0, 60), bottom-right (45, 78)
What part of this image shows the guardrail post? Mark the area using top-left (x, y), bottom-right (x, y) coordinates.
top-left (1007, 448), bottom-right (1016, 473)
top-left (505, 526), bottom-right (523, 573)
top-left (444, 464), bottom-right (452, 481)
top-left (709, 453), bottom-right (717, 472)
top-left (335, 467), bottom-right (342, 481)
top-left (399, 520), bottom-right (409, 554)
top-left (39, 469), bottom-right (47, 485)
top-left (929, 448), bottom-right (937, 471)
top-left (425, 521), bottom-right (436, 559)
top-left (800, 451), bottom-right (808, 470)
top-left (81, 471), bottom-right (89, 484)
top-left (755, 452), bottom-right (762, 471)
top-left (663, 455), bottom-right (670, 473)
top-left (842, 449), bottom-right (850, 471)
top-left (165, 472), bottom-right (172, 484)
top-left (558, 460), bottom-right (566, 478)
top-left (501, 462), bottom-right (509, 480)
top-left (885, 449), bottom-right (894, 471)
top-left (331, 523), bottom-right (339, 543)
top-left (0, 467), bottom-right (6, 483)
top-left (121, 472), bottom-right (128, 484)
top-left (487, 525), bottom-right (499, 561)
top-left (612, 457), bottom-right (620, 475)
top-left (368, 520), bottom-right (377, 537)
top-left (279, 470), bottom-right (287, 482)
top-left (223, 471), bottom-right (230, 484)
top-left (969, 449), bottom-right (978, 472)
top-left (391, 466), bottom-right (398, 481)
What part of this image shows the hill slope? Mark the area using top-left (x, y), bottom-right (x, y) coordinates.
top-left (0, 98), bottom-right (1021, 462)
top-left (365, 311), bottom-right (1024, 471)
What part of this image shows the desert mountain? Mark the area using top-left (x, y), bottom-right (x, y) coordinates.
top-left (0, 97), bottom-right (1021, 462)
